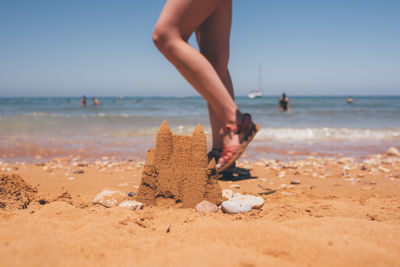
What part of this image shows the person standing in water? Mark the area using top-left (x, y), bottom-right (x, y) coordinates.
top-left (81, 96), bottom-right (87, 107)
top-left (152, 0), bottom-right (259, 172)
top-left (92, 97), bottom-right (99, 106)
top-left (347, 97), bottom-right (353, 104)
top-left (278, 93), bottom-right (291, 112)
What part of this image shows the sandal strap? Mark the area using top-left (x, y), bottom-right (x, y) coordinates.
top-left (239, 113), bottom-right (256, 138)
top-left (222, 124), bottom-right (240, 134)
top-left (220, 144), bottom-right (241, 163)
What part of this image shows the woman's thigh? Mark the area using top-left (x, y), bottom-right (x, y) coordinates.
top-left (155, 0), bottom-right (225, 41)
top-left (195, 0), bottom-right (232, 64)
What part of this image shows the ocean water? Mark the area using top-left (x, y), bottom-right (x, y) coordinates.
top-left (1, 96), bottom-right (399, 162)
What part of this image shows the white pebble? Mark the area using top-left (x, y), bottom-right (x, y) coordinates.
top-left (93, 190), bottom-right (126, 208)
top-left (387, 147), bottom-right (400, 157)
top-left (229, 194), bottom-right (265, 209)
top-left (118, 200), bottom-right (143, 210)
top-left (221, 200), bottom-right (252, 214)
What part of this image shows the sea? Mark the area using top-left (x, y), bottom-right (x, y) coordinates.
top-left (0, 96), bottom-right (399, 162)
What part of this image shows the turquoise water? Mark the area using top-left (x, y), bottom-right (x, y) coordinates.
top-left (1, 96), bottom-right (399, 162)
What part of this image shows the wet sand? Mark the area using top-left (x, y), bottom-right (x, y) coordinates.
top-left (0, 152), bottom-right (400, 266)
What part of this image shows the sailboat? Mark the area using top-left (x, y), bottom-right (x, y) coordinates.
top-left (248, 64), bottom-right (263, 99)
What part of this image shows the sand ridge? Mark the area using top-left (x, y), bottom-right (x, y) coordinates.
top-left (0, 173), bottom-right (37, 210)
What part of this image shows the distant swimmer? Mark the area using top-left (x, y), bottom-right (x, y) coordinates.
top-left (92, 97), bottom-right (99, 106)
top-left (81, 96), bottom-right (87, 107)
top-left (278, 93), bottom-right (291, 112)
top-left (347, 97), bottom-right (353, 104)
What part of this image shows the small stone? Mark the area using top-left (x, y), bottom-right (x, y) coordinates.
top-left (342, 165), bottom-right (351, 171)
top-left (361, 166), bottom-right (367, 171)
top-left (195, 200), bottom-right (218, 213)
top-left (118, 200), bottom-right (143, 210)
top-left (378, 166), bottom-right (389, 173)
top-left (73, 169), bottom-right (84, 174)
top-left (221, 200), bottom-right (252, 214)
top-left (229, 184), bottom-right (240, 189)
top-left (278, 171), bottom-right (286, 178)
top-left (282, 192), bottom-right (295, 195)
top-left (259, 178), bottom-right (267, 182)
top-left (386, 147), bottom-right (400, 157)
top-left (93, 190), bottom-right (126, 208)
top-left (68, 177), bottom-right (75, 181)
top-left (290, 179), bottom-right (301, 185)
top-left (52, 157), bottom-right (69, 164)
top-left (229, 194), bottom-right (264, 209)
top-left (127, 192), bottom-right (136, 197)
top-left (222, 189), bottom-right (234, 199)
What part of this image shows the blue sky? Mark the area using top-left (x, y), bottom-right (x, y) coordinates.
top-left (0, 0), bottom-right (399, 97)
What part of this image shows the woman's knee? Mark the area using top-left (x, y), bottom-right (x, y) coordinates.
top-left (152, 24), bottom-right (180, 53)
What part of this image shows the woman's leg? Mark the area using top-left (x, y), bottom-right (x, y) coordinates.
top-left (153, 0), bottom-right (239, 144)
top-left (195, 0), bottom-right (234, 150)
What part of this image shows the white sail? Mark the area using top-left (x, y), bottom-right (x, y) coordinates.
top-left (248, 64), bottom-right (263, 99)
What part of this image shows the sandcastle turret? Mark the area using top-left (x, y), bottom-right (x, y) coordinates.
top-left (190, 123), bottom-right (208, 168)
top-left (136, 121), bottom-right (222, 208)
top-left (154, 120), bottom-right (173, 167)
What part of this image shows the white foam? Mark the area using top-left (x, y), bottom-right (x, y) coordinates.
top-left (254, 127), bottom-right (400, 142)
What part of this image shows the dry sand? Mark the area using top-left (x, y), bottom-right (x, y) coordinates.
top-left (0, 152), bottom-right (400, 266)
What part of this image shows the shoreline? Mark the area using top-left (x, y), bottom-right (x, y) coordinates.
top-left (1, 137), bottom-right (397, 164)
top-left (1, 151), bottom-right (399, 266)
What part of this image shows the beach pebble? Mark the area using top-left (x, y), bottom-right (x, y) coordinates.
top-left (68, 177), bottom-right (75, 181)
top-left (127, 191), bottom-right (136, 197)
top-left (222, 189), bottom-right (234, 199)
top-left (229, 184), bottom-right (240, 189)
top-left (221, 200), bottom-right (252, 214)
top-left (282, 192), bottom-right (295, 195)
top-left (118, 200), bottom-right (143, 210)
top-left (229, 194), bottom-right (264, 209)
top-left (195, 200), bottom-right (218, 213)
top-left (52, 157), bottom-right (69, 163)
top-left (386, 147), bottom-right (400, 157)
top-left (290, 179), bottom-right (301, 185)
top-left (93, 190), bottom-right (126, 208)
top-left (378, 166), bottom-right (389, 173)
top-left (361, 166), bottom-right (367, 171)
top-left (342, 165), bottom-right (351, 171)
top-left (73, 169), bottom-right (84, 174)
top-left (259, 178), bottom-right (267, 182)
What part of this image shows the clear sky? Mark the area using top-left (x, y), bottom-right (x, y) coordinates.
top-left (0, 0), bottom-right (399, 97)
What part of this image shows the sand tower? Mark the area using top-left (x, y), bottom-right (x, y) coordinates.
top-left (136, 121), bottom-right (222, 208)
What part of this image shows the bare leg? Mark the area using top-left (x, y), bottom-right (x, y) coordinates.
top-left (195, 0), bottom-right (234, 150)
top-left (153, 0), bottom-right (239, 148)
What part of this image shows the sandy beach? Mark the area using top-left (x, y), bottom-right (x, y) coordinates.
top-left (1, 149), bottom-right (399, 266)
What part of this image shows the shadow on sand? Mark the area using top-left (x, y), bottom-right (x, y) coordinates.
top-left (218, 167), bottom-right (258, 182)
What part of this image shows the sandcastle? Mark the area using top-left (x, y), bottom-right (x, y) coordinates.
top-left (136, 121), bottom-right (222, 208)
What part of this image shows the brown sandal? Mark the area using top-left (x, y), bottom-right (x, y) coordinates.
top-left (216, 115), bottom-right (260, 173)
top-left (238, 113), bottom-right (260, 143)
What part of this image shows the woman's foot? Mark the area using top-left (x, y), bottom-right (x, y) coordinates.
top-left (208, 148), bottom-right (236, 173)
top-left (216, 113), bottom-right (260, 172)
